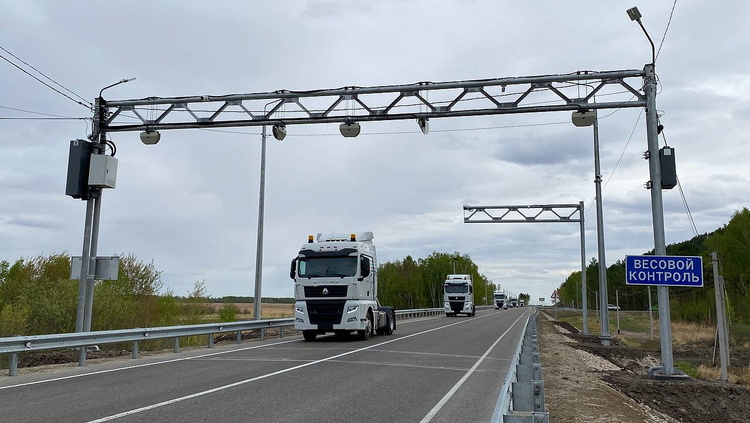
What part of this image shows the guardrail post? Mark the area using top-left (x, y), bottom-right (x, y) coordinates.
top-left (511, 380), bottom-right (545, 412)
top-left (132, 341), bottom-right (139, 359)
top-left (173, 337), bottom-right (180, 353)
top-left (280, 326), bottom-right (285, 338)
top-left (260, 328), bottom-right (265, 341)
top-left (9, 353), bottom-right (18, 376)
top-left (208, 334), bottom-right (214, 348)
top-left (236, 330), bottom-right (242, 344)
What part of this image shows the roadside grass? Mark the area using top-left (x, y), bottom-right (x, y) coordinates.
top-left (203, 303), bottom-right (294, 321)
top-left (548, 308), bottom-right (750, 386)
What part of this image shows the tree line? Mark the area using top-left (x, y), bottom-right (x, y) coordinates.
top-left (556, 208), bottom-right (750, 326)
top-left (377, 251), bottom-right (498, 309)
top-left (0, 249), bottom-right (502, 338)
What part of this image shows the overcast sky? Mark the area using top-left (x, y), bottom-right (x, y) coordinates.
top-left (2, 1), bottom-right (748, 305)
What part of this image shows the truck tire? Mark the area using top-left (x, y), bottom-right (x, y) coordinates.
top-left (357, 312), bottom-right (372, 341)
top-left (302, 330), bottom-right (317, 342)
top-left (378, 310), bottom-right (395, 335)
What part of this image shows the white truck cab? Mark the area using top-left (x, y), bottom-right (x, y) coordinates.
top-left (493, 290), bottom-right (507, 309)
top-left (444, 274), bottom-right (475, 317)
top-left (290, 232), bottom-right (396, 341)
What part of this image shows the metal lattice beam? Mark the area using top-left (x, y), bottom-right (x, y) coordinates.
top-left (463, 204), bottom-right (582, 223)
top-left (100, 69), bottom-right (646, 133)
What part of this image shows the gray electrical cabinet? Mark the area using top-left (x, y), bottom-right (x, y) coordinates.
top-left (88, 154), bottom-right (118, 188)
top-left (659, 147), bottom-right (676, 189)
top-left (65, 139), bottom-right (93, 199)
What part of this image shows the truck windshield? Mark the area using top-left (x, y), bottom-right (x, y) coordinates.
top-left (444, 284), bottom-right (469, 293)
top-left (494, 294), bottom-right (506, 299)
top-left (299, 257), bottom-right (357, 278)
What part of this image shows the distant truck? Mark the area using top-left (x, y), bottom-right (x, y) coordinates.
top-left (520, 299), bottom-right (525, 307)
top-left (444, 274), bottom-right (475, 317)
top-left (493, 290), bottom-right (507, 309)
top-left (289, 232), bottom-right (396, 341)
top-left (510, 297), bottom-right (518, 308)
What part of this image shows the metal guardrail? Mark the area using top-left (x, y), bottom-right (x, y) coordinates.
top-left (1, 306), bottom-right (454, 377)
top-left (491, 308), bottom-right (549, 423)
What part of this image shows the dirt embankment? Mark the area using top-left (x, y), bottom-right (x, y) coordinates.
top-left (540, 314), bottom-right (750, 422)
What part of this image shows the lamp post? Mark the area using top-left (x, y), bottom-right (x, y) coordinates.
top-left (572, 108), bottom-right (608, 344)
top-left (75, 78), bottom-right (133, 367)
top-left (253, 101), bottom-right (284, 321)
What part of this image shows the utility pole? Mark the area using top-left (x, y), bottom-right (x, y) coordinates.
top-left (712, 252), bottom-right (730, 380)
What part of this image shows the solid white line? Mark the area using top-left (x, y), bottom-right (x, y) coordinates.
top-left (0, 338), bottom-right (298, 391)
top-left (418, 310), bottom-right (529, 423)
top-left (86, 314), bottom-right (489, 422)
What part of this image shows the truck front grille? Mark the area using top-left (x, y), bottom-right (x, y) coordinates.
top-left (306, 300), bottom-right (346, 325)
top-left (449, 301), bottom-right (465, 313)
top-left (304, 285), bottom-right (348, 298)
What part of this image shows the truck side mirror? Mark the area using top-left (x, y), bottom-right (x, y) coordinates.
top-left (360, 257), bottom-right (371, 279)
top-left (290, 258), bottom-right (297, 280)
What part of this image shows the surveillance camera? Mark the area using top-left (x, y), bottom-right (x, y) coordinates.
top-left (140, 130), bottom-right (161, 145)
top-left (571, 110), bottom-right (596, 127)
top-left (339, 122), bottom-right (361, 138)
top-left (272, 124), bottom-right (287, 141)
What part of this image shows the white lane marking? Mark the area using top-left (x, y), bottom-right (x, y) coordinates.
top-left (86, 315), bottom-right (489, 422)
top-left (418, 311), bottom-right (529, 423)
top-left (0, 312), bottom-right (458, 391)
top-left (0, 338), bottom-right (298, 391)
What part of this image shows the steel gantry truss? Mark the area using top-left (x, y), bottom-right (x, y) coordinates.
top-left (81, 64), bottom-right (678, 375)
top-left (464, 203), bottom-right (589, 335)
top-left (98, 69), bottom-right (646, 133)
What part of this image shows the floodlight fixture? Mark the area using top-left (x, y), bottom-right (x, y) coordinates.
top-left (417, 117), bottom-right (429, 135)
top-left (272, 123), bottom-right (287, 141)
top-left (626, 7), bottom-right (642, 21)
top-left (626, 6), bottom-right (655, 64)
top-left (99, 77), bottom-right (136, 98)
top-left (339, 121), bottom-right (361, 138)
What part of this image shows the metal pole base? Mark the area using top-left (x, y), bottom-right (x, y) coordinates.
top-left (599, 335), bottom-right (611, 347)
top-left (647, 366), bottom-right (690, 381)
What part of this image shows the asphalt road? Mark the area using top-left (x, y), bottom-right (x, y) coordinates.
top-left (0, 307), bottom-right (532, 423)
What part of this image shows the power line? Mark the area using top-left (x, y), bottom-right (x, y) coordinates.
top-left (661, 130), bottom-right (699, 237)
top-left (198, 120), bottom-right (570, 137)
top-left (655, 0), bottom-right (678, 62)
top-left (0, 104), bottom-right (82, 119)
top-left (0, 46), bottom-right (91, 110)
top-left (0, 117), bottom-right (89, 120)
top-left (602, 108), bottom-right (644, 191)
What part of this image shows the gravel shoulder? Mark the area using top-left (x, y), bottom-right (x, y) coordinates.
top-left (539, 312), bottom-right (750, 422)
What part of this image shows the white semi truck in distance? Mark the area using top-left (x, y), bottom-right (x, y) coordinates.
top-left (510, 297), bottom-right (518, 308)
top-left (444, 274), bottom-right (475, 317)
top-left (289, 232), bottom-right (396, 341)
top-left (493, 290), bottom-right (507, 309)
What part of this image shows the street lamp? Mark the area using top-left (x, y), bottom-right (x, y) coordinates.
top-left (627, 7), bottom-right (655, 64)
top-left (253, 100), bottom-right (283, 321)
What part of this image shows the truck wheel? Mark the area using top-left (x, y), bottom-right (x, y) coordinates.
top-left (302, 330), bottom-right (317, 342)
top-left (357, 313), bottom-right (372, 341)
top-left (380, 310), bottom-right (395, 335)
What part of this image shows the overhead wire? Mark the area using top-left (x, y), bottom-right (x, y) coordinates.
top-left (661, 130), bottom-right (699, 237)
top-left (0, 45), bottom-right (91, 110)
top-left (655, 0), bottom-right (678, 63)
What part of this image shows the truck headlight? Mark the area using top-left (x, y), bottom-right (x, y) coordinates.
top-left (295, 307), bottom-right (306, 315)
top-left (347, 305), bottom-right (359, 313)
